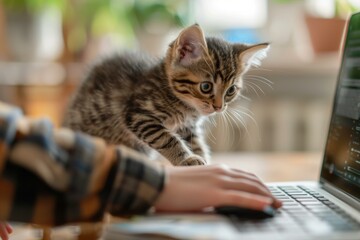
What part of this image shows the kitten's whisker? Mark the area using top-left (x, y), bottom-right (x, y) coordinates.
top-left (228, 112), bottom-right (249, 131)
top-left (230, 108), bottom-right (259, 132)
top-left (244, 76), bottom-right (274, 90)
top-left (228, 109), bottom-right (251, 140)
top-left (244, 76), bottom-right (273, 86)
top-left (209, 115), bottom-right (217, 128)
top-left (245, 81), bottom-right (265, 95)
top-left (228, 112), bottom-right (240, 146)
top-left (219, 113), bottom-right (231, 145)
top-left (247, 67), bottom-right (273, 72)
top-left (234, 105), bottom-right (255, 116)
top-left (230, 108), bottom-right (251, 122)
top-left (204, 115), bottom-right (217, 135)
top-left (205, 122), bottom-right (217, 144)
top-left (250, 79), bottom-right (274, 90)
top-left (224, 111), bottom-right (236, 145)
top-left (230, 108), bottom-right (261, 141)
top-left (244, 83), bottom-right (260, 96)
top-left (225, 113), bottom-right (235, 145)
top-left (225, 110), bottom-right (242, 144)
top-left (238, 94), bottom-right (252, 103)
top-left (245, 75), bottom-right (273, 84)
top-left (250, 81), bottom-right (266, 94)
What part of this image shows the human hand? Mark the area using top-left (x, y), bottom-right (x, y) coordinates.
top-left (0, 222), bottom-right (13, 240)
top-left (154, 164), bottom-right (282, 212)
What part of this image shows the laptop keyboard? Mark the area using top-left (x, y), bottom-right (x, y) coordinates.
top-left (229, 185), bottom-right (360, 234)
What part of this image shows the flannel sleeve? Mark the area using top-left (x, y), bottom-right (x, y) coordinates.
top-left (0, 102), bottom-right (165, 226)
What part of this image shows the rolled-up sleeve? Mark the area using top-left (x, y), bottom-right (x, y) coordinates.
top-left (0, 102), bottom-right (165, 226)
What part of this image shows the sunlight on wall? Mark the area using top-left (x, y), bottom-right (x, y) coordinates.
top-left (193, 0), bottom-right (267, 30)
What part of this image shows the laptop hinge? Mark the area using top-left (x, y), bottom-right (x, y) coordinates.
top-left (322, 181), bottom-right (360, 211)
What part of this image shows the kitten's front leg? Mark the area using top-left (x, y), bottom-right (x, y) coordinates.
top-left (129, 119), bottom-right (206, 166)
top-left (177, 126), bottom-right (210, 164)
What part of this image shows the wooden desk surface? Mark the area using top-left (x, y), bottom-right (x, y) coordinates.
top-left (9, 151), bottom-right (323, 240)
top-left (212, 151), bottom-right (323, 182)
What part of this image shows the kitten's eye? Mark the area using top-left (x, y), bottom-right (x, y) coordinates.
top-left (226, 85), bottom-right (237, 96)
top-left (200, 82), bottom-right (213, 94)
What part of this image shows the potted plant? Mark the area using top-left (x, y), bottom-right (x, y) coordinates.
top-left (272, 0), bottom-right (360, 54)
top-left (128, 0), bottom-right (186, 55)
top-left (304, 0), bottom-right (359, 53)
top-left (60, 0), bottom-right (187, 61)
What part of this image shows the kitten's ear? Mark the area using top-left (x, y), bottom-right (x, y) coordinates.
top-left (172, 24), bottom-right (207, 66)
top-left (238, 43), bottom-right (270, 69)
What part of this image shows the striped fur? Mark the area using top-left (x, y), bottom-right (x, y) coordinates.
top-left (64, 25), bottom-right (269, 166)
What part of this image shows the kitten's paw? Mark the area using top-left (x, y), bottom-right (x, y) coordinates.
top-left (178, 156), bottom-right (207, 166)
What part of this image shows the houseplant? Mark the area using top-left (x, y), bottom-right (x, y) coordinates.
top-left (273, 0), bottom-right (360, 54)
top-left (304, 0), bottom-right (359, 53)
top-left (61, 0), bottom-right (187, 61)
top-left (128, 0), bottom-right (186, 55)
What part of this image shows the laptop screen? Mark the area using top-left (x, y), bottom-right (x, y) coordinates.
top-left (321, 12), bottom-right (360, 200)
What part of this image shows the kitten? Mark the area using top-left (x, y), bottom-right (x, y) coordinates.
top-left (63, 24), bottom-right (269, 166)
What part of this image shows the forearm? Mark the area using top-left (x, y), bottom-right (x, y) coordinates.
top-left (0, 102), bottom-right (165, 225)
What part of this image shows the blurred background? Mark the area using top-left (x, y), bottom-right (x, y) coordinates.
top-left (0, 0), bottom-right (360, 153)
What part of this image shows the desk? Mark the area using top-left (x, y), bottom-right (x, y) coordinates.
top-left (9, 151), bottom-right (322, 240)
top-left (212, 151), bottom-right (322, 182)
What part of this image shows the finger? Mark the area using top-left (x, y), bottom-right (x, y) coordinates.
top-left (215, 166), bottom-right (266, 188)
top-left (0, 224), bottom-right (9, 240)
top-left (5, 224), bottom-right (12, 234)
top-left (217, 190), bottom-right (273, 211)
top-left (273, 198), bottom-right (283, 208)
top-left (222, 178), bottom-right (273, 199)
top-left (229, 169), bottom-right (268, 189)
top-left (209, 164), bottom-right (277, 201)
top-left (223, 178), bottom-right (282, 209)
top-left (227, 169), bottom-right (283, 208)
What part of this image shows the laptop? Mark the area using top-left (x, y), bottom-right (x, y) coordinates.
top-left (103, 12), bottom-right (360, 240)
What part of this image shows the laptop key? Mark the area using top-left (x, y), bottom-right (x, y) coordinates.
top-left (283, 205), bottom-right (303, 209)
top-left (300, 201), bottom-right (324, 205)
top-left (292, 196), bottom-right (315, 200)
top-left (270, 191), bottom-right (284, 195)
top-left (314, 196), bottom-right (328, 201)
top-left (281, 199), bottom-right (297, 203)
top-left (289, 193), bottom-right (311, 196)
top-left (283, 191), bottom-right (305, 194)
top-left (296, 198), bottom-right (318, 202)
top-left (276, 197), bottom-right (292, 200)
top-left (279, 186), bottom-right (298, 189)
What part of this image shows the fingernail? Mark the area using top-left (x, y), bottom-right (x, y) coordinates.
top-left (263, 205), bottom-right (276, 215)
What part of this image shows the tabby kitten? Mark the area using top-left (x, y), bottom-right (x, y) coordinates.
top-left (64, 24), bottom-right (269, 166)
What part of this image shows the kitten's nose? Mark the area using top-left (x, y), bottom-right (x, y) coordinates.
top-left (212, 104), bottom-right (222, 112)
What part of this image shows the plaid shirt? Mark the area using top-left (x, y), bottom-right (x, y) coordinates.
top-left (0, 102), bottom-right (165, 226)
